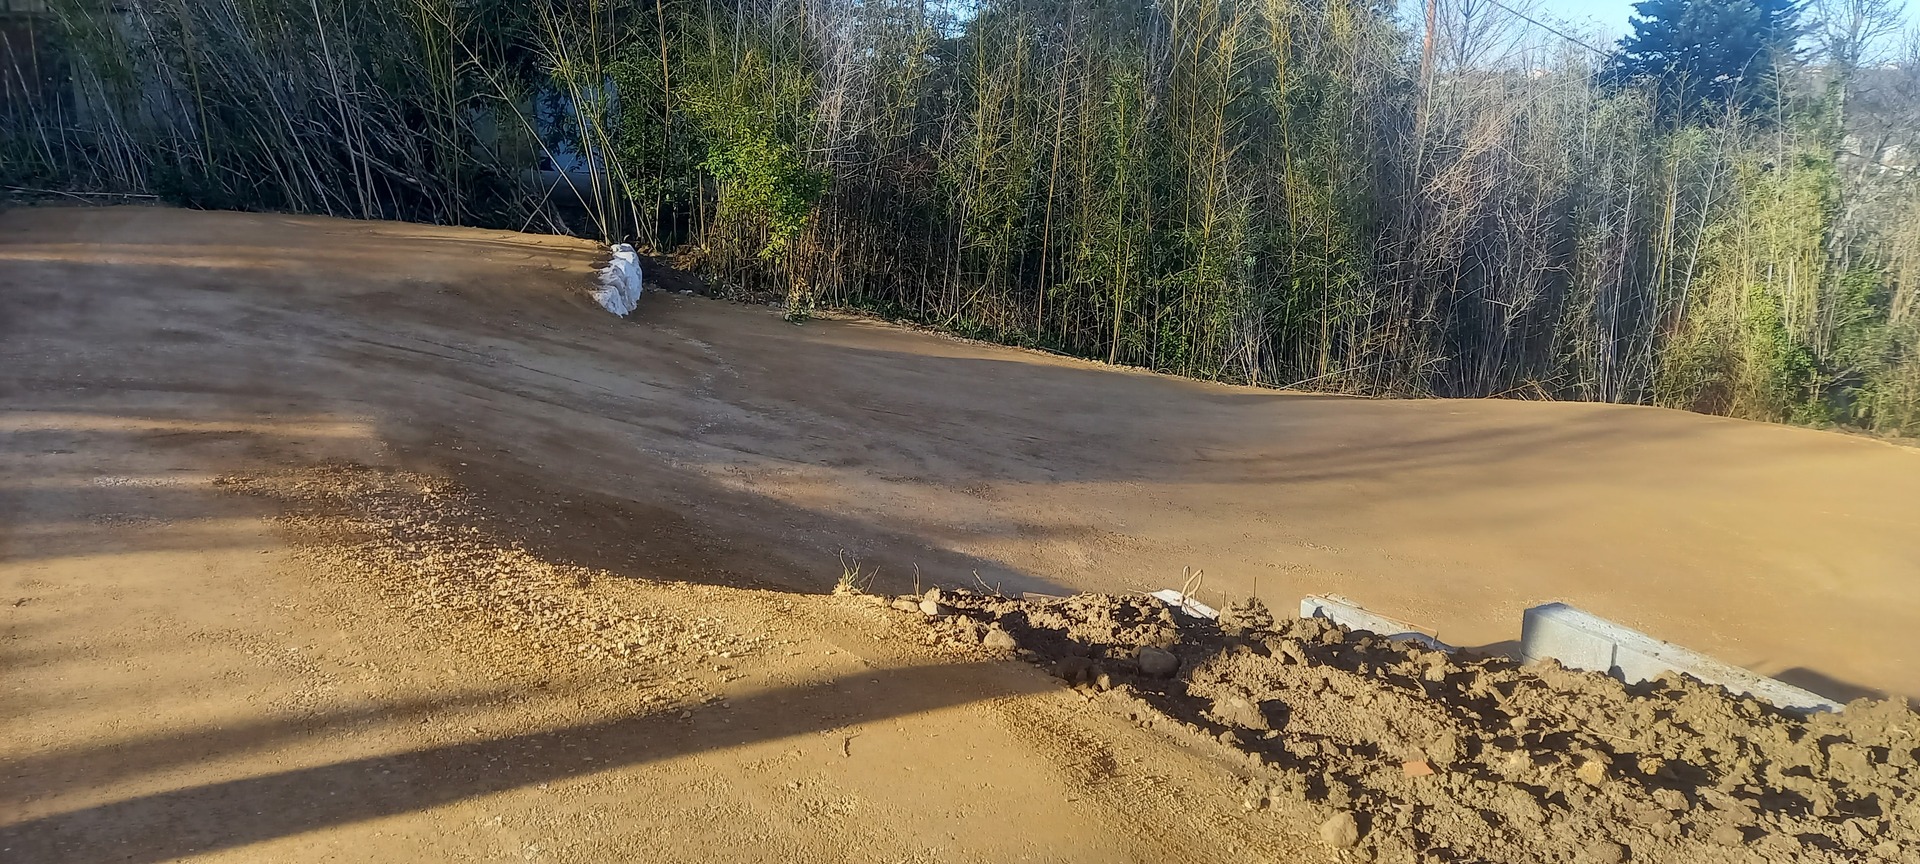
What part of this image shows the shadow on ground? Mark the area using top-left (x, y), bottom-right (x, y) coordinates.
top-left (0, 661), bottom-right (1045, 864)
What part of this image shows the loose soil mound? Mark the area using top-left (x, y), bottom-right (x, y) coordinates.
top-left (218, 461), bottom-right (1920, 862)
top-left (222, 461), bottom-right (1920, 861)
top-left (898, 590), bottom-right (1920, 863)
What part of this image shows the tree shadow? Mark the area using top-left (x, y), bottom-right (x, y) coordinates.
top-left (2, 689), bottom-right (518, 795)
top-left (0, 407), bottom-right (1070, 598)
top-left (427, 450), bottom-right (1071, 598)
top-left (0, 661), bottom-right (1049, 864)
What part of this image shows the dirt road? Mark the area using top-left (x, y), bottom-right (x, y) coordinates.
top-left (2, 205), bottom-right (1917, 861)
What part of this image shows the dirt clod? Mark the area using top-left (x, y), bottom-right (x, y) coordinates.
top-left (1136, 646), bottom-right (1178, 678)
top-left (1219, 597), bottom-right (1275, 637)
top-left (1318, 810), bottom-right (1361, 848)
top-left (1209, 694), bottom-right (1272, 731)
top-left (1580, 840), bottom-right (1628, 864)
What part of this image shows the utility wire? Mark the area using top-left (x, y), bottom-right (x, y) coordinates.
top-left (1476, 0), bottom-right (1619, 58)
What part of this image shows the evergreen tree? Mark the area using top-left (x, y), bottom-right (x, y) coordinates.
top-left (1612, 0), bottom-right (1806, 123)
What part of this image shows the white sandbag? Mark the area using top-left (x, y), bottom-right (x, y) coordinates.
top-left (593, 243), bottom-right (644, 316)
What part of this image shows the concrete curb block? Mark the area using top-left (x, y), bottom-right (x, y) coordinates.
top-left (1292, 595), bottom-right (1840, 714)
top-left (1299, 594), bottom-right (1453, 651)
top-left (1150, 589), bottom-right (1220, 619)
top-left (1519, 603), bottom-right (1842, 714)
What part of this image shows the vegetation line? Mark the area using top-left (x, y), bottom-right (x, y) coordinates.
top-left (2, 0), bottom-right (1917, 433)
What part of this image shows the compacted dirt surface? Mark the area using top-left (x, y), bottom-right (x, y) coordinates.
top-left (3, 205), bottom-right (1919, 862)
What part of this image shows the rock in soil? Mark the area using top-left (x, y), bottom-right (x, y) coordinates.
top-left (1579, 840), bottom-right (1627, 864)
top-left (1053, 655), bottom-right (1096, 684)
top-left (942, 616), bottom-right (987, 645)
top-left (1135, 646), bottom-right (1178, 677)
top-left (1317, 811), bottom-right (1360, 848)
top-left (982, 627), bottom-right (1018, 651)
top-left (1208, 694), bottom-right (1272, 731)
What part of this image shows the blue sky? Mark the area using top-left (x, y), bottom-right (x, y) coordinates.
top-left (1528, 0), bottom-right (1916, 40)
top-left (1532, 0), bottom-right (1642, 36)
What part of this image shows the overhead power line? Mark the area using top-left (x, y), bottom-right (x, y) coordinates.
top-left (1476, 0), bottom-right (1620, 58)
